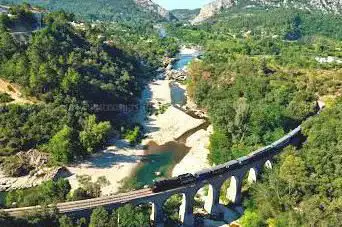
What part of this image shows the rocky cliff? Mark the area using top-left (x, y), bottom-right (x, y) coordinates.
top-left (192, 0), bottom-right (342, 24)
top-left (134, 0), bottom-right (177, 21)
top-left (192, 0), bottom-right (237, 24)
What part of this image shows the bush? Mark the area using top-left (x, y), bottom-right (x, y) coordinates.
top-left (5, 179), bottom-right (71, 207)
top-left (124, 126), bottom-right (142, 145)
top-left (0, 93), bottom-right (13, 103)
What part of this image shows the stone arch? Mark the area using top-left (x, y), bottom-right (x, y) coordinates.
top-left (162, 193), bottom-right (184, 225)
top-left (203, 181), bottom-right (224, 217)
top-left (226, 176), bottom-right (242, 204)
top-left (264, 160), bottom-right (273, 169)
top-left (247, 167), bottom-right (258, 183)
top-left (193, 183), bottom-right (211, 215)
top-left (162, 192), bottom-right (195, 226)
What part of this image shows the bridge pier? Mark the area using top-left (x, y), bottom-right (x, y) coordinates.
top-left (226, 174), bottom-right (243, 204)
top-left (179, 191), bottom-right (196, 227)
top-left (151, 201), bottom-right (165, 227)
top-left (204, 181), bottom-right (224, 217)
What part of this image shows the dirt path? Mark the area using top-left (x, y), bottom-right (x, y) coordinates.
top-left (0, 79), bottom-right (35, 104)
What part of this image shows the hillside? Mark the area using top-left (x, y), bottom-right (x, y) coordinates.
top-left (134, 0), bottom-right (177, 21)
top-left (167, 4), bottom-right (342, 225)
top-left (0, 0), bottom-right (176, 22)
top-left (192, 0), bottom-right (342, 24)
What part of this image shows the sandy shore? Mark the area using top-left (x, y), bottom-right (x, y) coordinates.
top-left (66, 140), bottom-right (144, 195)
top-left (179, 46), bottom-right (201, 56)
top-left (172, 125), bottom-right (212, 177)
top-left (66, 79), bottom-right (205, 195)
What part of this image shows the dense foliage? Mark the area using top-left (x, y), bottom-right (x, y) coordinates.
top-left (171, 7), bottom-right (342, 165)
top-left (172, 6), bottom-right (342, 226)
top-left (0, 92), bottom-right (13, 103)
top-left (170, 9), bottom-right (200, 22)
top-left (0, 5), bottom-right (175, 166)
top-left (5, 179), bottom-right (71, 207)
top-left (242, 99), bottom-right (342, 226)
top-left (0, 0), bottom-right (166, 23)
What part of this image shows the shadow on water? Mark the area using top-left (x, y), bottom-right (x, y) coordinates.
top-left (132, 141), bottom-right (191, 186)
top-left (130, 120), bottom-right (210, 187)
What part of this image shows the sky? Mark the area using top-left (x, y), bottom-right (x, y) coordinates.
top-left (154, 0), bottom-right (213, 10)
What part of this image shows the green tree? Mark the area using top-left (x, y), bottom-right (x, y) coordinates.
top-left (111, 204), bottom-right (150, 227)
top-left (62, 68), bottom-right (81, 94)
top-left (79, 115), bottom-right (111, 153)
top-left (89, 207), bottom-right (109, 227)
top-left (48, 125), bottom-right (78, 163)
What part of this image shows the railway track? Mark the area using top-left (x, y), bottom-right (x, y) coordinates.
top-left (3, 188), bottom-right (153, 216)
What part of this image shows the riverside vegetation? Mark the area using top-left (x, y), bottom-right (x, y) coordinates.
top-left (0, 2), bottom-right (342, 227)
top-left (170, 7), bottom-right (342, 226)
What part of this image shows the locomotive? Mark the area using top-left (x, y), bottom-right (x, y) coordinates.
top-left (152, 173), bottom-right (197, 193)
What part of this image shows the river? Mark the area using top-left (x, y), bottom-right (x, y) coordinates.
top-left (127, 51), bottom-right (207, 187)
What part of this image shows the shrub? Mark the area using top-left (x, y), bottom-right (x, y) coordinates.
top-left (0, 93), bottom-right (13, 103)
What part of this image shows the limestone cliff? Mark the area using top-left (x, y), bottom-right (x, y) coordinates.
top-left (134, 0), bottom-right (177, 21)
top-left (192, 0), bottom-right (237, 24)
top-left (192, 0), bottom-right (342, 24)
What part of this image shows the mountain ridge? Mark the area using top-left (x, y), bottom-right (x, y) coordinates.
top-left (0, 0), bottom-right (177, 22)
top-left (134, 0), bottom-right (177, 21)
top-left (192, 0), bottom-right (342, 24)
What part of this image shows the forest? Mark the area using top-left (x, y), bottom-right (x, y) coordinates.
top-left (0, 0), bottom-right (166, 23)
top-left (176, 7), bottom-right (342, 226)
top-left (1, 2), bottom-right (342, 227)
top-left (0, 5), bottom-right (177, 168)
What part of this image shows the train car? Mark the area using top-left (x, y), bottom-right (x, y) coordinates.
top-left (225, 160), bottom-right (239, 170)
top-left (152, 173), bottom-right (196, 193)
top-left (211, 163), bottom-right (228, 176)
top-left (271, 126), bottom-right (301, 150)
top-left (238, 155), bottom-right (250, 165)
top-left (251, 145), bottom-right (273, 160)
top-left (196, 168), bottom-right (212, 181)
top-left (178, 173), bottom-right (197, 185)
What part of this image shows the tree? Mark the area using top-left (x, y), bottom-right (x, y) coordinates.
top-left (48, 125), bottom-right (78, 163)
top-left (239, 210), bottom-right (263, 227)
top-left (111, 204), bottom-right (150, 227)
top-left (79, 115), bottom-right (111, 153)
top-left (89, 207), bottom-right (109, 227)
top-left (61, 68), bottom-right (81, 94)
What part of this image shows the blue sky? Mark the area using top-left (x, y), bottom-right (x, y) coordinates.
top-left (154, 0), bottom-right (213, 10)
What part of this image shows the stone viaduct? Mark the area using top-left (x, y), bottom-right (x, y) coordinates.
top-left (3, 126), bottom-right (302, 226)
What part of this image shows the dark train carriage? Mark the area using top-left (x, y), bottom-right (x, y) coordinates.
top-left (252, 145), bottom-right (273, 160)
top-left (225, 160), bottom-right (239, 170)
top-left (196, 168), bottom-right (212, 181)
top-left (211, 163), bottom-right (228, 176)
top-left (237, 156), bottom-right (250, 165)
top-left (152, 173), bottom-right (196, 193)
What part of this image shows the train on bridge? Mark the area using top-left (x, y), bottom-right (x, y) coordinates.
top-left (152, 126), bottom-right (301, 193)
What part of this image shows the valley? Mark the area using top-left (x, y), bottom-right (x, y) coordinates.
top-left (0, 1), bottom-right (342, 226)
